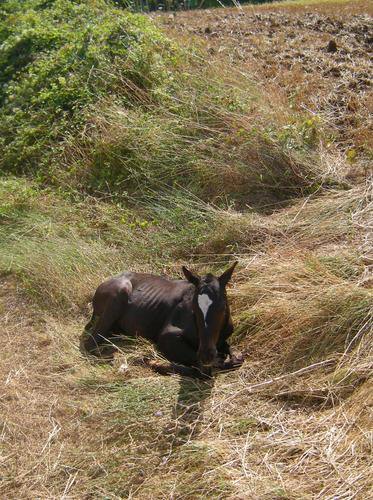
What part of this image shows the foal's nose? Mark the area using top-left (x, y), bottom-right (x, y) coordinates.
top-left (198, 346), bottom-right (218, 367)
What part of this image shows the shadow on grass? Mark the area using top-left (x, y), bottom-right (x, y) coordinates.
top-left (169, 376), bottom-right (214, 446)
top-left (80, 321), bottom-right (215, 444)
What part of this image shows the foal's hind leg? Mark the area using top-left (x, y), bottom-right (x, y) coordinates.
top-left (84, 287), bottom-right (129, 354)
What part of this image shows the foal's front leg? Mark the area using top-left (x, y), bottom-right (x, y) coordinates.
top-left (216, 340), bottom-right (244, 371)
top-left (152, 328), bottom-right (211, 379)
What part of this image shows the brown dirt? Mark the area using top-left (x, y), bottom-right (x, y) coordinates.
top-left (155, 1), bottom-right (373, 169)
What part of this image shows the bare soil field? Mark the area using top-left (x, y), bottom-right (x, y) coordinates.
top-left (156, 1), bottom-right (373, 173)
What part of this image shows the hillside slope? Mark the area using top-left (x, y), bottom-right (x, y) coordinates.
top-left (0, 1), bottom-right (372, 498)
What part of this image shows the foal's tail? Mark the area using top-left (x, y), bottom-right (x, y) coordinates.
top-left (145, 360), bottom-right (212, 379)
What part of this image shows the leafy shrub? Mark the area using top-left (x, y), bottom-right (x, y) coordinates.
top-left (0, 0), bottom-right (177, 174)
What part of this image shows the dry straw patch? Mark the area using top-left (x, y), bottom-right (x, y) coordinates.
top-left (1, 178), bottom-right (371, 498)
top-left (1, 1), bottom-right (372, 498)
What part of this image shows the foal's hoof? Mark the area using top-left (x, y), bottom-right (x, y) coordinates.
top-left (80, 335), bottom-right (116, 360)
top-left (199, 366), bottom-right (213, 379)
top-left (230, 352), bottom-right (244, 367)
top-left (218, 352), bottom-right (244, 371)
top-left (80, 335), bottom-right (97, 355)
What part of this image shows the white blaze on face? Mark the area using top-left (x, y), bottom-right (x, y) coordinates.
top-left (197, 293), bottom-right (213, 327)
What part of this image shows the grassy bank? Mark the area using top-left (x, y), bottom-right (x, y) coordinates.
top-left (0, 0), bottom-right (372, 498)
top-left (0, 0), bottom-right (344, 202)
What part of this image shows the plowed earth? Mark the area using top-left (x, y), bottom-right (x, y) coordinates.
top-left (156, 2), bottom-right (373, 170)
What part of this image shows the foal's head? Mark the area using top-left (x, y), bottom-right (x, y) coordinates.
top-left (182, 262), bottom-right (238, 368)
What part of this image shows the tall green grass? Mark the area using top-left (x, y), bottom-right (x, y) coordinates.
top-left (0, 0), bottom-right (338, 209)
top-left (0, 177), bottom-right (226, 311)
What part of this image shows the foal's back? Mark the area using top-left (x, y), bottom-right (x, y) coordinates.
top-left (92, 272), bottom-right (194, 340)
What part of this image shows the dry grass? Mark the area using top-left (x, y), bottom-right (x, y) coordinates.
top-left (0, 0), bottom-right (372, 498)
top-left (1, 176), bottom-right (371, 498)
top-left (1, 283), bottom-right (370, 498)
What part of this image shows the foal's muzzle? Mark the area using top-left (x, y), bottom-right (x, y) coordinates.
top-left (198, 346), bottom-right (218, 367)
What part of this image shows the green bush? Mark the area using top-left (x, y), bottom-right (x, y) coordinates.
top-left (0, 0), bottom-right (177, 174)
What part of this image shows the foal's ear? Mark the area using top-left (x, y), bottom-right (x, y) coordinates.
top-left (182, 266), bottom-right (200, 286)
top-left (219, 261), bottom-right (238, 287)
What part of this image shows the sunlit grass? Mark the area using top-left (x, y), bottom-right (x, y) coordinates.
top-left (0, 0), bottom-right (372, 498)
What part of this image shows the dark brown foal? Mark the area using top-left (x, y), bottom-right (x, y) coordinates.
top-left (83, 263), bottom-right (243, 377)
